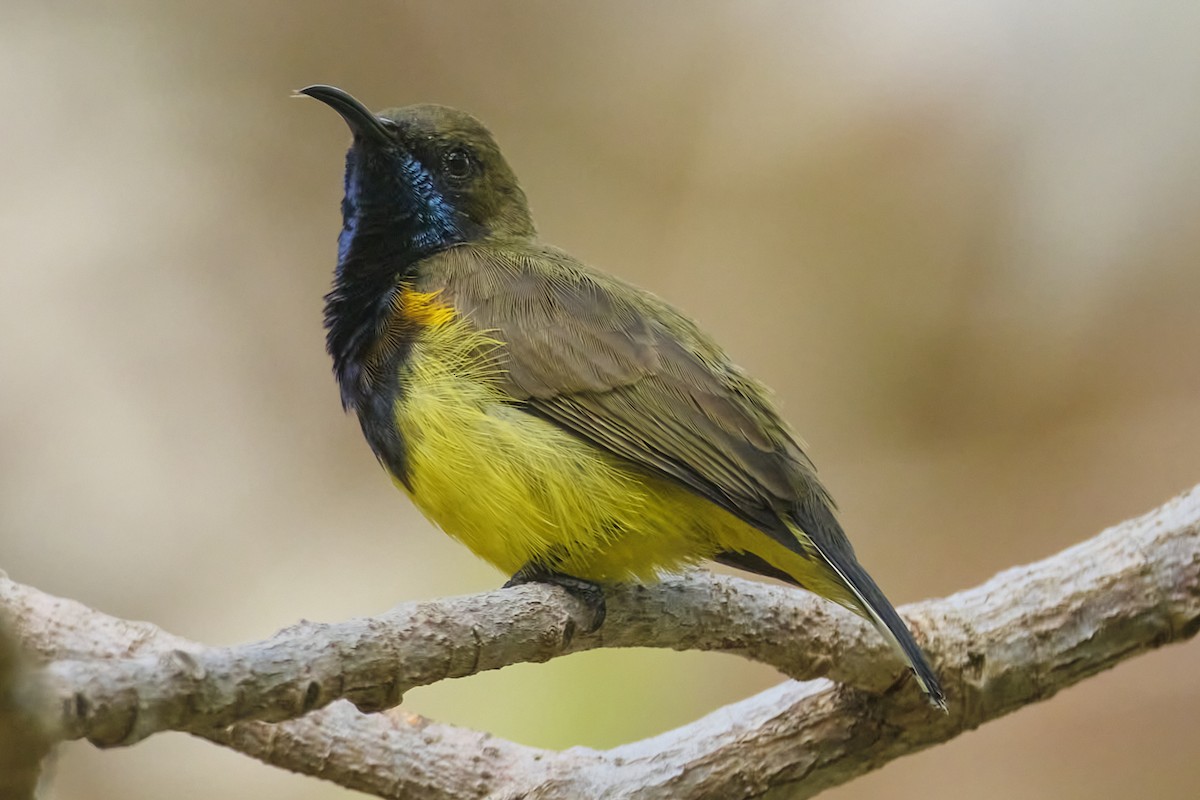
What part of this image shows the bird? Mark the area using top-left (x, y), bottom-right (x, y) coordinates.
top-left (297, 84), bottom-right (945, 708)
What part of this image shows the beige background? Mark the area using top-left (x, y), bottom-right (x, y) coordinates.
top-left (3, 2), bottom-right (1198, 798)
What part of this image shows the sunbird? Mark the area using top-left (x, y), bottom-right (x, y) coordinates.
top-left (299, 84), bottom-right (944, 707)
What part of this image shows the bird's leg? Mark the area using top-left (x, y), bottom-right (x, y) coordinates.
top-left (503, 563), bottom-right (607, 633)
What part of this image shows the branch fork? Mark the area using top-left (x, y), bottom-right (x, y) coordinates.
top-left (2, 485), bottom-right (1198, 799)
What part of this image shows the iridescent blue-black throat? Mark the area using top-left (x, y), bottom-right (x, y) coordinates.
top-left (325, 144), bottom-right (476, 408)
top-left (324, 143), bottom-right (481, 483)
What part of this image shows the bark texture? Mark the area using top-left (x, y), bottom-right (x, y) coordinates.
top-left (0, 615), bottom-right (56, 800)
top-left (1, 485), bottom-right (1198, 799)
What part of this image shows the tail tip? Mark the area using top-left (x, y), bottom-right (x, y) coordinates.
top-left (915, 670), bottom-right (948, 713)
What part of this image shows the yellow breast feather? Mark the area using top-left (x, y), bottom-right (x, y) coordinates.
top-left (390, 312), bottom-right (763, 581)
top-left (399, 286), bottom-right (457, 328)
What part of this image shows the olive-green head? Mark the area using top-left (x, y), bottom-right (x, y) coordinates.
top-left (298, 84), bottom-right (535, 253)
top-left (300, 85), bottom-right (537, 409)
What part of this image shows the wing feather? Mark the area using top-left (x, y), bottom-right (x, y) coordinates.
top-left (430, 243), bottom-right (836, 546)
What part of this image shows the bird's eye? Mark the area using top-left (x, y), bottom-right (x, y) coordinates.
top-left (442, 148), bottom-right (474, 181)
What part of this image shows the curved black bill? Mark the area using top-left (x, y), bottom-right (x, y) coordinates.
top-left (296, 84), bottom-right (393, 145)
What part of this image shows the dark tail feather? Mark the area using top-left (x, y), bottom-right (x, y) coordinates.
top-left (817, 546), bottom-right (946, 710)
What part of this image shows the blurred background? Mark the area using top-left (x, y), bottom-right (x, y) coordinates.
top-left (2, 1), bottom-right (1198, 798)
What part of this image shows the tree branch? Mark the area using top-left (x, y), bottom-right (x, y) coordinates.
top-left (0, 615), bottom-right (55, 800)
top-left (13, 571), bottom-right (898, 747)
top-left (3, 485), bottom-right (1198, 799)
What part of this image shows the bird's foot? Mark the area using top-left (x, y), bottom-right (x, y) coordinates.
top-left (504, 565), bottom-right (606, 633)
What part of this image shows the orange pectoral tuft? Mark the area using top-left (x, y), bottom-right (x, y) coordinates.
top-left (399, 287), bottom-right (457, 327)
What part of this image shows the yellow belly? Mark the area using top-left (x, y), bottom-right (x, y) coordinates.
top-left (392, 316), bottom-right (843, 595)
